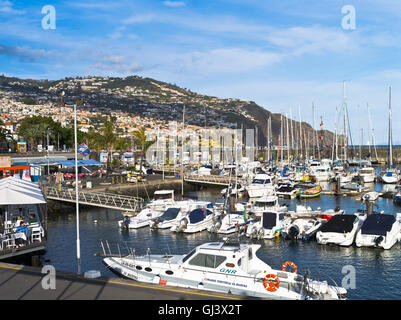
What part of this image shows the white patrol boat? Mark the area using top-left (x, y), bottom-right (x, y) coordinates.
top-left (103, 240), bottom-right (347, 300)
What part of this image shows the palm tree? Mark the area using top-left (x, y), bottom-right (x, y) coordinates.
top-left (100, 120), bottom-right (117, 174)
top-left (116, 137), bottom-right (130, 155)
top-left (20, 125), bottom-right (41, 151)
top-left (132, 128), bottom-right (156, 173)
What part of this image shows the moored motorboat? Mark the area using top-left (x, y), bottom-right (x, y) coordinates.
top-left (246, 211), bottom-right (290, 239)
top-left (355, 213), bottom-right (401, 249)
top-left (246, 174), bottom-right (276, 198)
top-left (316, 213), bottom-right (367, 246)
top-left (282, 218), bottom-right (326, 240)
top-left (170, 207), bottom-right (215, 233)
top-left (247, 195), bottom-right (288, 216)
top-left (297, 185), bottom-right (322, 199)
top-left (119, 207), bottom-right (163, 229)
top-left (103, 239), bottom-right (347, 300)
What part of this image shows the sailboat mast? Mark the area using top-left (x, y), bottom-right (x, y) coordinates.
top-left (298, 105), bottom-right (303, 160)
top-left (388, 86), bottom-right (393, 168)
top-left (290, 108), bottom-right (294, 160)
top-left (286, 113), bottom-right (290, 163)
top-left (367, 103), bottom-right (371, 160)
top-left (312, 102), bottom-right (315, 159)
top-left (343, 81), bottom-right (348, 162)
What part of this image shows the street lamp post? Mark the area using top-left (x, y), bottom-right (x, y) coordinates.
top-left (74, 101), bottom-right (81, 274)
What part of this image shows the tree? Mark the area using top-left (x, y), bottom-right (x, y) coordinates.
top-left (132, 128), bottom-right (156, 172)
top-left (99, 120), bottom-right (117, 174)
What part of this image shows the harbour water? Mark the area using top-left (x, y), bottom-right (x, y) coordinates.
top-left (43, 182), bottom-right (401, 300)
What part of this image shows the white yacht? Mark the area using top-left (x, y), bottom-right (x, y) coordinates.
top-left (245, 174), bottom-right (276, 198)
top-left (381, 168), bottom-right (399, 184)
top-left (336, 172), bottom-right (354, 184)
top-left (316, 213), bottom-right (367, 246)
top-left (147, 190), bottom-right (176, 211)
top-left (170, 206), bottom-right (216, 233)
top-left (358, 167), bottom-right (376, 183)
top-left (209, 211), bottom-right (257, 234)
top-left (282, 218), bottom-right (326, 240)
top-left (149, 200), bottom-right (211, 230)
top-left (246, 212), bottom-right (290, 239)
top-left (119, 207), bottom-right (163, 229)
top-left (275, 182), bottom-right (297, 199)
top-left (247, 195), bottom-right (287, 216)
top-left (194, 165), bottom-right (213, 176)
top-left (287, 205), bottom-right (322, 218)
top-left (355, 213), bottom-right (401, 249)
top-left (103, 240), bottom-right (347, 300)
top-left (118, 190), bottom-right (177, 229)
top-left (310, 166), bottom-right (333, 182)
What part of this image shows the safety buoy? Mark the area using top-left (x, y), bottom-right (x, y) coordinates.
top-left (263, 274), bottom-right (280, 292)
top-left (282, 261), bottom-right (298, 274)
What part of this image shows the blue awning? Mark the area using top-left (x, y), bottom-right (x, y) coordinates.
top-left (58, 159), bottom-right (103, 167)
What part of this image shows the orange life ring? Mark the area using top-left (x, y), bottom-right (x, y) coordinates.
top-left (282, 261), bottom-right (298, 274)
top-left (263, 274), bottom-right (280, 292)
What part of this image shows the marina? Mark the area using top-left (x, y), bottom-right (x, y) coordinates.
top-left (3, 0), bottom-right (401, 305)
top-left (37, 169), bottom-right (401, 300)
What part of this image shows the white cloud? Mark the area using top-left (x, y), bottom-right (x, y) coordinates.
top-left (174, 47), bottom-right (282, 74)
top-left (163, 1), bottom-right (186, 7)
top-left (265, 26), bottom-right (360, 56)
top-left (0, 0), bottom-right (25, 14)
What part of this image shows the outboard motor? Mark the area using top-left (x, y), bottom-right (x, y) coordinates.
top-left (374, 235), bottom-right (384, 246)
top-left (122, 216), bottom-right (131, 229)
top-left (149, 217), bottom-right (159, 230)
top-left (177, 217), bottom-right (188, 232)
top-left (288, 225), bottom-right (300, 240)
top-left (249, 226), bottom-right (258, 239)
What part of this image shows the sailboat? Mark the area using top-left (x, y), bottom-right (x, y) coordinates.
top-left (381, 87), bottom-right (399, 184)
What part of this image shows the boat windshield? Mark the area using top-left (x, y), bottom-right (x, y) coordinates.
top-left (159, 208), bottom-right (181, 222)
top-left (255, 201), bottom-right (276, 207)
top-left (262, 212), bottom-right (277, 229)
top-left (252, 179), bottom-right (270, 184)
top-left (188, 208), bottom-right (212, 224)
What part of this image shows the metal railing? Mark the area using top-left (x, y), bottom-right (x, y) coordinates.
top-left (45, 186), bottom-right (144, 212)
top-left (183, 174), bottom-right (246, 186)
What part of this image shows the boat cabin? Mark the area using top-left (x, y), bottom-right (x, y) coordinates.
top-left (153, 190), bottom-right (174, 201)
top-left (181, 241), bottom-right (266, 276)
top-left (250, 174), bottom-right (273, 185)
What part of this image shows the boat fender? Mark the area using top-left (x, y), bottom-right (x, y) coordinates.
top-left (282, 261), bottom-right (298, 274)
top-left (263, 274), bottom-right (280, 292)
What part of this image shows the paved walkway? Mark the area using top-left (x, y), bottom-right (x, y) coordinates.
top-left (0, 262), bottom-right (244, 300)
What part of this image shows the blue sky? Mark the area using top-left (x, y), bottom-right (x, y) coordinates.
top-left (1, 0), bottom-right (401, 144)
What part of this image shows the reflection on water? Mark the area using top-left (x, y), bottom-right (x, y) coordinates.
top-left (43, 184), bottom-right (401, 300)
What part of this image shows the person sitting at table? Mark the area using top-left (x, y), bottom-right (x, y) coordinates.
top-left (15, 216), bottom-right (23, 227)
top-left (15, 222), bottom-right (29, 246)
top-left (28, 214), bottom-right (37, 224)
